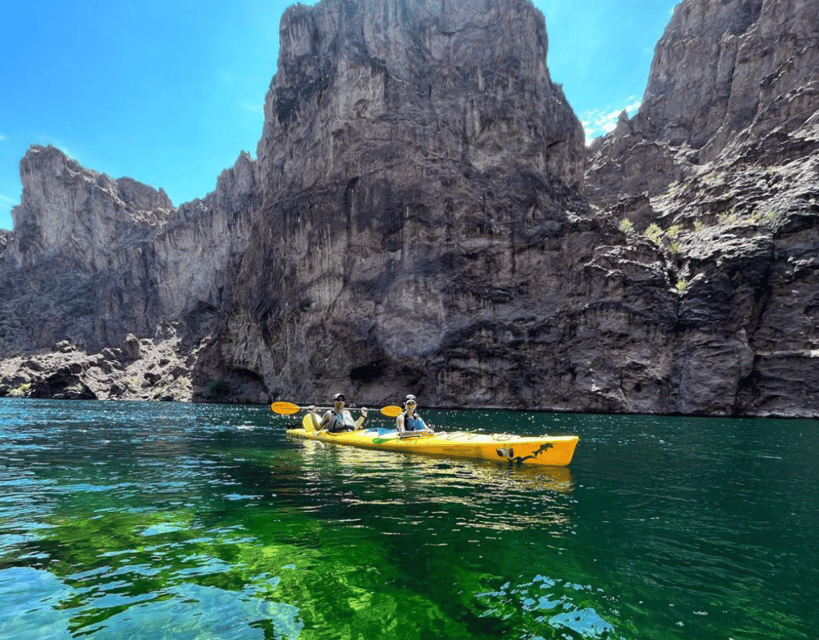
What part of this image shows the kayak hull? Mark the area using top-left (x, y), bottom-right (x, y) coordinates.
top-left (285, 419), bottom-right (578, 467)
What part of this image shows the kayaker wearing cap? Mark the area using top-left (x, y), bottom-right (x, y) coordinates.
top-left (396, 394), bottom-right (431, 434)
top-left (314, 393), bottom-right (368, 433)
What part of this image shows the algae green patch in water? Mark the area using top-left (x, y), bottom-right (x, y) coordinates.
top-left (1, 399), bottom-right (819, 639)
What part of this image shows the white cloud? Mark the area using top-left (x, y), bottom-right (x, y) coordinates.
top-left (0, 194), bottom-right (18, 206)
top-left (580, 97), bottom-right (642, 144)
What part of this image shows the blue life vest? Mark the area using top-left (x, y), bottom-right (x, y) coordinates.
top-left (402, 412), bottom-right (427, 432)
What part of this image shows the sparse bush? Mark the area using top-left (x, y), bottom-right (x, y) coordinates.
top-left (618, 219), bottom-right (635, 235)
top-left (9, 383), bottom-right (32, 398)
top-left (675, 278), bottom-right (688, 293)
top-left (665, 225), bottom-right (681, 240)
top-left (645, 223), bottom-right (664, 246)
top-left (718, 210), bottom-right (739, 225)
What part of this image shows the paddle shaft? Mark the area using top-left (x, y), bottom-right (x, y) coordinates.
top-left (271, 401), bottom-right (400, 417)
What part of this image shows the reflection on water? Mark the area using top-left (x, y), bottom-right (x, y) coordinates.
top-left (296, 436), bottom-right (575, 491)
top-left (0, 400), bottom-right (818, 639)
top-left (0, 565), bottom-right (303, 640)
top-left (293, 437), bottom-right (576, 537)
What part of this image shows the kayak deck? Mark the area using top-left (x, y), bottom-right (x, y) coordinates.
top-left (285, 420), bottom-right (578, 467)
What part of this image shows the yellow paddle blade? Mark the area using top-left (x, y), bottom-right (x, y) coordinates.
top-left (302, 414), bottom-right (317, 432)
top-left (380, 405), bottom-right (402, 418)
top-left (271, 401), bottom-right (301, 415)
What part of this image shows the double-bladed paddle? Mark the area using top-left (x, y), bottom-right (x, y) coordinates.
top-left (270, 401), bottom-right (403, 418)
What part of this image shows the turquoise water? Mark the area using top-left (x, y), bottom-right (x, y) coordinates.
top-left (0, 399), bottom-right (817, 639)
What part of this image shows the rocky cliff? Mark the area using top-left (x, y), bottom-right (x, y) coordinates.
top-left (220, 0), bottom-right (587, 406)
top-left (2, 0), bottom-right (819, 417)
top-left (585, 0), bottom-right (819, 417)
top-left (0, 146), bottom-right (260, 401)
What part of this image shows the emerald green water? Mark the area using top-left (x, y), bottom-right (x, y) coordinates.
top-left (0, 399), bottom-right (817, 639)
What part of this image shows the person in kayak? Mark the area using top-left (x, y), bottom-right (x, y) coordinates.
top-left (396, 394), bottom-right (432, 434)
top-left (310, 393), bottom-right (368, 433)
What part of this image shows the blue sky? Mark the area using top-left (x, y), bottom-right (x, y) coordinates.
top-left (0, 0), bottom-right (679, 231)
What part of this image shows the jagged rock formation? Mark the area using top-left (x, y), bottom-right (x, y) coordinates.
top-left (215, 0), bottom-right (588, 406)
top-left (0, 146), bottom-right (262, 402)
top-left (588, 0), bottom-right (819, 201)
top-left (586, 0), bottom-right (819, 417)
top-left (0, 331), bottom-right (191, 401)
top-left (1, 0), bottom-right (819, 417)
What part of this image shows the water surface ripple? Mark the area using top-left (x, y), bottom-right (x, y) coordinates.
top-left (0, 399), bottom-right (817, 639)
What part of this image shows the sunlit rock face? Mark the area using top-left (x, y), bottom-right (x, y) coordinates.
top-left (0, 146), bottom-right (257, 366)
top-left (586, 0), bottom-right (819, 417)
top-left (588, 0), bottom-right (819, 202)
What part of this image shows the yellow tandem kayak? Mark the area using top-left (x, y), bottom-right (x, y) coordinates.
top-left (285, 415), bottom-right (578, 467)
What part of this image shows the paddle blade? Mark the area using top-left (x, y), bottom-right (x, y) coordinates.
top-left (271, 401), bottom-right (301, 415)
top-left (380, 405), bottom-right (402, 418)
top-left (302, 414), bottom-right (317, 432)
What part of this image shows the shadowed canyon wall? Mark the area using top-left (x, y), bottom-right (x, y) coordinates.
top-left (2, 0), bottom-right (818, 416)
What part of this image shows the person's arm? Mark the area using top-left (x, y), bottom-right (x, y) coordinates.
top-left (354, 407), bottom-right (368, 429)
top-left (395, 413), bottom-right (406, 433)
top-left (419, 416), bottom-right (433, 433)
top-left (318, 410), bottom-right (333, 432)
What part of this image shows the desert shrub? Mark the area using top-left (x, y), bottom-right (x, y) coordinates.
top-left (9, 383), bottom-right (32, 398)
top-left (645, 223), bottom-right (664, 245)
top-left (618, 219), bottom-right (635, 235)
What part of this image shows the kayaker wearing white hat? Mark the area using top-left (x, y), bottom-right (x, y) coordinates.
top-left (396, 394), bottom-right (432, 434)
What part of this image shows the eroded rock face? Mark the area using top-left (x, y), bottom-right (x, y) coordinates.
top-left (645, 0), bottom-right (819, 161)
top-left (586, 0), bottom-right (819, 417)
top-left (2, 0), bottom-right (819, 417)
top-left (7, 146), bottom-right (173, 270)
top-left (587, 0), bottom-right (819, 202)
top-left (259, 0), bottom-right (584, 190)
top-left (0, 146), bottom-right (260, 404)
top-left (0, 147), bottom-right (258, 357)
top-left (214, 0), bottom-right (588, 407)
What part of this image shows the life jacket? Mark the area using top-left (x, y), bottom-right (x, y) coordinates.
top-left (328, 410), bottom-right (355, 432)
top-left (402, 411), bottom-right (426, 432)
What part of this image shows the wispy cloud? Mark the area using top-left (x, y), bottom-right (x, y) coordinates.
top-left (580, 97), bottom-right (642, 144)
top-left (0, 133), bottom-right (7, 142)
top-left (0, 194), bottom-right (18, 206)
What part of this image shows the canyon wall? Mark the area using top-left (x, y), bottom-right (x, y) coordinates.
top-left (218, 0), bottom-right (588, 406)
top-left (2, 0), bottom-right (818, 416)
top-left (586, 0), bottom-right (819, 416)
